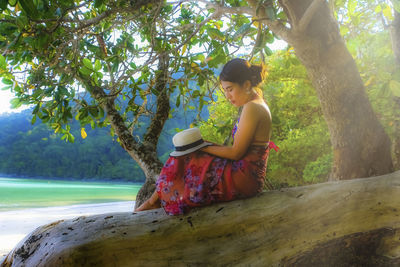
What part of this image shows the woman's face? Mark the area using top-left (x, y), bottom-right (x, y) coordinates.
top-left (221, 80), bottom-right (250, 107)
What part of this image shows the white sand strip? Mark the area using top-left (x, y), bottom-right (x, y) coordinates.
top-left (0, 201), bottom-right (135, 261)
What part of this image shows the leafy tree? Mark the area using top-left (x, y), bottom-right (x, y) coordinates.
top-left (0, 0), bottom-right (265, 206)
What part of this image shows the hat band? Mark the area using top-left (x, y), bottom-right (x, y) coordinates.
top-left (175, 139), bottom-right (204, 152)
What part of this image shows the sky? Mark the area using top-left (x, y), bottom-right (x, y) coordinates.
top-left (0, 89), bottom-right (29, 114)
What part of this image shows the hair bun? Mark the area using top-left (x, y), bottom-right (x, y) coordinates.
top-left (219, 58), bottom-right (266, 88)
top-left (249, 64), bottom-right (265, 87)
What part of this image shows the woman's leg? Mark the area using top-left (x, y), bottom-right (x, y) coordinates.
top-left (134, 190), bottom-right (161, 212)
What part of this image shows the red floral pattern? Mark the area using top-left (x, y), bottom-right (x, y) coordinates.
top-left (156, 143), bottom-right (276, 215)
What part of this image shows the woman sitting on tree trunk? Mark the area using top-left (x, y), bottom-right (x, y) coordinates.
top-left (135, 58), bottom-right (278, 215)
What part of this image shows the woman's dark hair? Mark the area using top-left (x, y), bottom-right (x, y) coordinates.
top-left (219, 58), bottom-right (265, 87)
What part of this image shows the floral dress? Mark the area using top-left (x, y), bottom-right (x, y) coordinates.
top-left (156, 122), bottom-right (279, 215)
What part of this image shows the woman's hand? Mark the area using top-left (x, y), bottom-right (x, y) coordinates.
top-left (200, 145), bottom-right (211, 153)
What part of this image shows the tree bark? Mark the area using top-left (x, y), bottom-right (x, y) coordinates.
top-left (390, 9), bottom-right (400, 66)
top-left (247, 0), bottom-right (394, 179)
top-left (2, 171), bottom-right (400, 266)
top-left (390, 8), bottom-right (400, 170)
top-left (134, 53), bottom-right (171, 208)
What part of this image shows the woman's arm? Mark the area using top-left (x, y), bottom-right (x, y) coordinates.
top-left (201, 103), bottom-right (259, 160)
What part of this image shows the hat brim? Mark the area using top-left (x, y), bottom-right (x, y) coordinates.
top-left (170, 142), bottom-right (213, 157)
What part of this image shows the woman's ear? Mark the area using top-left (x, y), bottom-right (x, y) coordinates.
top-left (244, 80), bottom-right (252, 90)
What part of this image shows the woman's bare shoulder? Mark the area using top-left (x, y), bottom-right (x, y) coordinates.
top-left (243, 100), bottom-right (270, 116)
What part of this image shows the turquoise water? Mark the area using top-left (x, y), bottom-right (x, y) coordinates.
top-left (0, 177), bottom-right (142, 211)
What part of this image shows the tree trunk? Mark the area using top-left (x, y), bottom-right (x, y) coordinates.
top-left (78, 53), bottom-right (171, 208)
top-left (292, 10), bottom-right (393, 179)
top-left (2, 171), bottom-right (400, 266)
top-left (390, 8), bottom-right (400, 170)
top-left (391, 9), bottom-right (400, 66)
top-left (134, 53), bottom-right (171, 208)
top-left (250, 0), bottom-right (394, 179)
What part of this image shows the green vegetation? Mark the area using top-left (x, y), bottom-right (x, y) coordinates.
top-left (0, 110), bottom-right (143, 181)
top-left (200, 51), bottom-right (332, 187)
top-left (200, 2), bottom-right (400, 186)
top-left (0, 108), bottom-right (198, 182)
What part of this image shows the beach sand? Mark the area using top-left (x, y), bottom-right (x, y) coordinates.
top-left (0, 201), bottom-right (135, 261)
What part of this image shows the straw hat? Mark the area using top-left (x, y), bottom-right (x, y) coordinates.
top-left (170, 128), bottom-right (212, 157)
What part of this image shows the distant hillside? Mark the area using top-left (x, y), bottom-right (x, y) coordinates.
top-left (0, 105), bottom-right (205, 182)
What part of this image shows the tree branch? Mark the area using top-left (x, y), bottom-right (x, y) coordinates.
top-left (297, 0), bottom-right (325, 33)
top-left (1, 32), bottom-right (22, 56)
top-left (278, 0), bottom-right (298, 26)
top-left (204, 2), bottom-right (254, 16)
top-left (242, 0), bottom-right (294, 45)
top-left (74, 0), bottom-right (162, 32)
top-left (143, 53), bottom-right (171, 148)
top-left (75, 74), bottom-right (138, 152)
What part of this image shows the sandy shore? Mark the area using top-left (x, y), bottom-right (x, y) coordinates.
top-left (0, 201), bottom-right (135, 261)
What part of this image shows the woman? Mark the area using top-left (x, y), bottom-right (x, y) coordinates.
top-left (135, 58), bottom-right (278, 215)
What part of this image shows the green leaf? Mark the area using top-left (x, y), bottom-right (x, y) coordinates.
top-left (78, 109), bottom-right (89, 120)
top-left (94, 59), bottom-right (101, 71)
top-left (0, 0), bottom-right (7, 10)
top-left (79, 66), bottom-right (92, 76)
top-left (10, 98), bottom-right (22, 109)
top-left (233, 23), bottom-right (252, 40)
top-left (193, 54), bottom-right (205, 62)
top-left (382, 4), bottom-right (393, 20)
top-left (94, 0), bottom-right (105, 8)
top-left (389, 80), bottom-right (400, 97)
top-left (36, 33), bottom-right (50, 49)
top-left (265, 31), bottom-right (274, 44)
top-left (374, 4), bottom-right (382, 13)
top-left (88, 106), bottom-right (99, 117)
top-left (340, 25), bottom-right (349, 36)
top-left (264, 46), bottom-right (273, 56)
top-left (31, 114), bottom-right (37, 124)
top-left (206, 28), bottom-right (225, 41)
top-left (83, 58), bottom-right (93, 70)
top-left (2, 78), bottom-right (13, 85)
top-left (18, 0), bottom-right (39, 18)
top-left (347, 0), bottom-right (357, 15)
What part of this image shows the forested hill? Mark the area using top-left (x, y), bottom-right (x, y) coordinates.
top-left (0, 108), bottom-right (198, 182)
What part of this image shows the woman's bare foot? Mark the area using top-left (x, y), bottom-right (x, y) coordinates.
top-left (135, 200), bottom-right (160, 211)
top-left (134, 191), bottom-right (161, 212)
